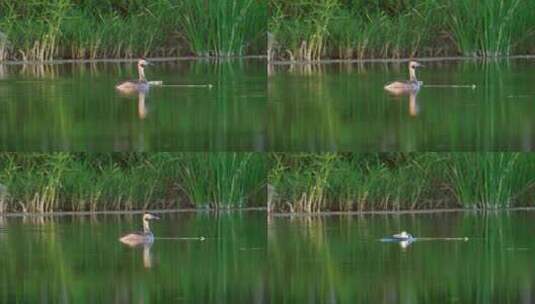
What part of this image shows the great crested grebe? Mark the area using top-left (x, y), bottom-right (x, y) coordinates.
top-left (119, 212), bottom-right (160, 246)
top-left (380, 231), bottom-right (415, 248)
top-left (115, 58), bottom-right (151, 93)
top-left (392, 231), bottom-right (414, 240)
top-left (384, 61), bottom-right (424, 94)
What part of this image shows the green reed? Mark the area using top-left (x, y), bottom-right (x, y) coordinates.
top-left (447, 153), bottom-right (535, 209)
top-left (178, 0), bottom-right (266, 57)
top-left (176, 153), bottom-right (266, 209)
top-left (0, 0), bottom-right (265, 61)
top-left (447, 0), bottom-right (533, 57)
top-left (268, 153), bottom-right (535, 213)
top-left (269, 0), bottom-right (340, 61)
top-left (269, 0), bottom-right (534, 61)
top-left (0, 153), bottom-right (266, 213)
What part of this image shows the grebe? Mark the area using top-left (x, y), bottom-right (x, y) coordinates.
top-left (380, 231), bottom-right (415, 248)
top-left (115, 58), bottom-right (151, 93)
top-left (119, 212), bottom-right (160, 247)
top-left (392, 231), bottom-right (414, 240)
top-left (384, 61), bottom-right (424, 94)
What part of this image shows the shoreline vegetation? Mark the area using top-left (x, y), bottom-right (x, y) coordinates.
top-left (0, 55), bottom-right (267, 65)
top-left (268, 153), bottom-right (535, 213)
top-left (0, 208), bottom-right (266, 218)
top-left (0, 153), bottom-right (266, 213)
top-left (2, 153), bottom-right (534, 214)
top-left (268, 0), bottom-right (535, 61)
top-left (0, 0), bottom-right (266, 61)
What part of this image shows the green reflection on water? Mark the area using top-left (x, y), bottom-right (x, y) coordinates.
top-left (268, 59), bottom-right (535, 151)
top-left (0, 212), bottom-right (267, 303)
top-left (0, 59), bottom-right (267, 151)
top-left (268, 211), bottom-right (535, 303)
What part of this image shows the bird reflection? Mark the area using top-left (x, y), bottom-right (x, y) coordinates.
top-left (408, 91), bottom-right (419, 117)
top-left (387, 89), bottom-right (420, 117)
top-left (137, 91), bottom-right (148, 119)
top-left (399, 239), bottom-right (414, 249)
top-left (121, 242), bottom-right (154, 269)
top-left (117, 90), bottom-right (149, 120)
top-left (142, 243), bottom-right (153, 268)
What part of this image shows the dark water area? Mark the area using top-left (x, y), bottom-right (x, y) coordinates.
top-left (268, 211), bottom-right (535, 303)
top-left (0, 59), bottom-right (266, 151)
top-left (0, 212), bottom-right (267, 303)
top-left (268, 59), bottom-right (535, 151)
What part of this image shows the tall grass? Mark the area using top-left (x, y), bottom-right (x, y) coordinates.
top-left (269, 0), bottom-right (535, 61)
top-left (447, 153), bottom-right (533, 208)
top-left (0, 0), bottom-right (180, 61)
top-left (268, 153), bottom-right (535, 213)
top-left (0, 153), bottom-right (266, 213)
top-left (269, 0), bottom-right (340, 61)
top-left (178, 0), bottom-right (266, 57)
top-left (0, 0), bottom-right (265, 61)
top-left (176, 153), bottom-right (266, 209)
top-left (448, 0), bottom-right (531, 57)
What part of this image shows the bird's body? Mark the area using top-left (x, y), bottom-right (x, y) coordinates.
top-left (116, 80), bottom-right (149, 93)
top-left (384, 61), bottom-right (423, 94)
top-left (392, 231), bottom-right (414, 240)
top-left (120, 231), bottom-right (154, 244)
top-left (116, 59), bottom-right (151, 94)
top-left (384, 80), bottom-right (421, 92)
top-left (119, 213), bottom-right (159, 247)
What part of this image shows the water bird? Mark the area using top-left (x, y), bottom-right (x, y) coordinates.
top-left (115, 58), bottom-right (151, 93)
top-left (380, 231), bottom-right (416, 249)
top-left (380, 231), bottom-right (415, 242)
top-left (119, 212), bottom-right (160, 247)
top-left (384, 61), bottom-right (424, 94)
top-left (392, 231), bottom-right (414, 240)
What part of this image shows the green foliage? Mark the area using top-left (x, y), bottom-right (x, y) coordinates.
top-left (269, 0), bottom-right (535, 60)
top-left (0, 153), bottom-right (266, 213)
top-left (447, 153), bottom-right (534, 208)
top-left (178, 0), bottom-right (267, 57)
top-left (0, 0), bottom-right (265, 61)
top-left (268, 153), bottom-right (535, 213)
top-left (176, 153), bottom-right (266, 209)
top-left (448, 0), bottom-right (532, 56)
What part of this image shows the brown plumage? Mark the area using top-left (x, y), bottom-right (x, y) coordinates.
top-left (116, 59), bottom-right (151, 94)
top-left (384, 61), bottom-right (424, 94)
top-left (119, 213), bottom-right (160, 247)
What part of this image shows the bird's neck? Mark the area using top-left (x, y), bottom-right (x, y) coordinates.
top-left (138, 65), bottom-right (146, 81)
top-left (409, 68), bottom-right (417, 81)
top-left (143, 219), bottom-right (151, 233)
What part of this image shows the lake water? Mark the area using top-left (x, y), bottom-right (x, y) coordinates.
top-left (268, 59), bottom-right (535, 151)
top-left (0, 212), bottom-right (266, 303)
top-left (0, 59), bottom-right (266, 151)
top-left (268, 211), bottom-right (535, 303)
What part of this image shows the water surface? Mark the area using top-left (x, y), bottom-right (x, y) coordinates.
top-left (0, 59), bottom-right (266, 151)
top-left (268, 59), bottom-right (535, 151)
top-left (0, 211), bottom-right (266, 303)
top-left (268, 211), bottom-right (535, 303)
